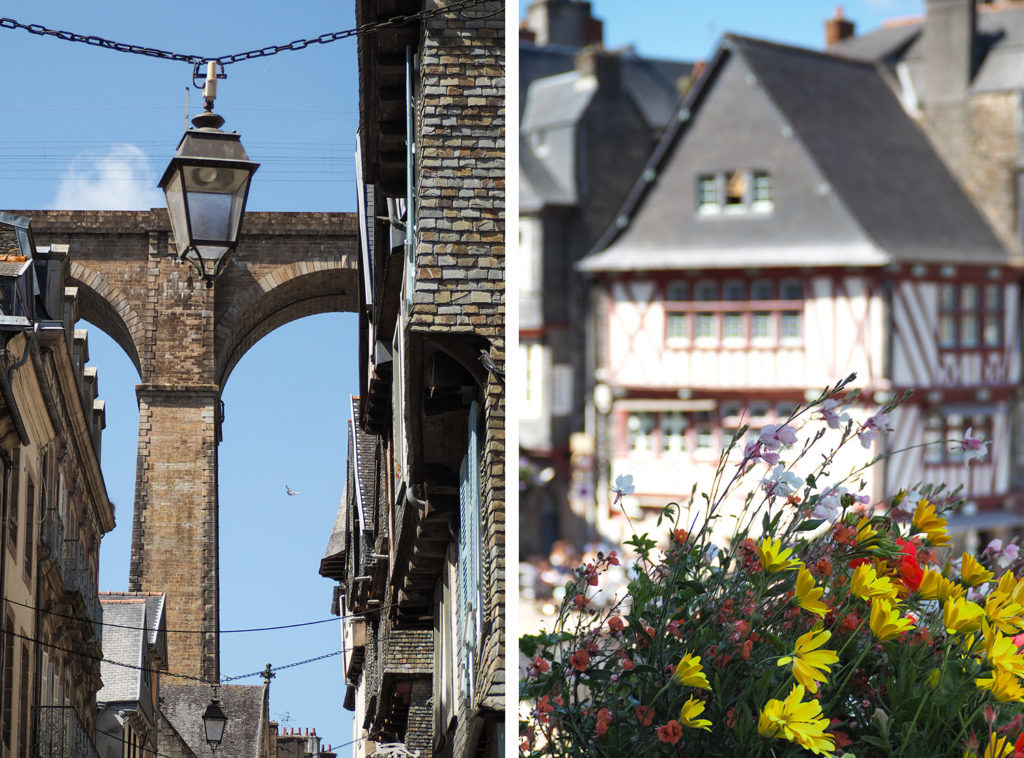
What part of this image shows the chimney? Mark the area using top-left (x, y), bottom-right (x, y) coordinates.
top-left (923, 0), bottom-right (976, 103)
top-left (524, 0), bottom-right (604, 48)
top-left (575, 48), bottom-right (621, 95)
top-left (825, 6), bottom-right (855, 47)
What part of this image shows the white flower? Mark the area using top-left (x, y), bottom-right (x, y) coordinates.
top-left (811, 487), bottom-right (845, 521)
top-left (612, 474), bottom-right (635, 498)
top-left (957, 427), bottom-right (991, 466)
top-left (761, 464), bottom-right (803, 498)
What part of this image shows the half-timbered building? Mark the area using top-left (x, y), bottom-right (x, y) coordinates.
top-left (580, 34), bottom-right (1023, 544)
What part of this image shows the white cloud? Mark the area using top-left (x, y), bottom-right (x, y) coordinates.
top-left (51, 144), bottom-right (165, 210)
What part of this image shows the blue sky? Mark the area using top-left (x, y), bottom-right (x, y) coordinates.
top-left (520, 1), bottom-right (926, 59)
top-left (1, 0), bottom-right (359, 752)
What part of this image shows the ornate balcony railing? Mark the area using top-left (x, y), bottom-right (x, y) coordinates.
top-left (32, 705), bottom-right (99, 758)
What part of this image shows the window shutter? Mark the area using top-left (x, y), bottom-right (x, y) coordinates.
top-left (457, 401), bottom-right (481, 700)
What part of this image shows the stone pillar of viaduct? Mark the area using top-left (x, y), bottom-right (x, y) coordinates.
top-left (12, 209), bottom-right (359, 682)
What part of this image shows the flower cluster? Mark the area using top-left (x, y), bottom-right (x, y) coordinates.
top-left (520, 377), bottom-right (1023, 757)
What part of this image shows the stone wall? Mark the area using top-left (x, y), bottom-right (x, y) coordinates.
top-left (14, 209), bottom-right (359, 681)
top-left (415, 2), bottom-right (505, 754)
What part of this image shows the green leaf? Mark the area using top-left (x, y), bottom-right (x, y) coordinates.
top-left (519, 634), bottom-right (543, 658)
top-left (805, 472), bottom-right (817, 489)
top-left (794, 518), bottom-right (826, 532)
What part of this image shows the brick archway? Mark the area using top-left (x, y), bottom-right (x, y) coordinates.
top-left (68, 261), bottom-right (144, 375)
top-left (13, 209), bottom-right (359, 680)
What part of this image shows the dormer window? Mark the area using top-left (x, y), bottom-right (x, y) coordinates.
top-left (696, 170), bottom-right (773, 215)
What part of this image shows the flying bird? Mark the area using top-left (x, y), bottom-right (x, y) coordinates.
top-left (285, 485), bottom-right (302, 496)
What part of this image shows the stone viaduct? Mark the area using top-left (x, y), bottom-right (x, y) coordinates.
top-left (10, 209), bottom-right (359, 682)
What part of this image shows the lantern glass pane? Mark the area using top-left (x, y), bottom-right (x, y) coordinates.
top-left (186, 192), bottom-right (234, 242)
top-left (163, 171), bottom-right (191, 257)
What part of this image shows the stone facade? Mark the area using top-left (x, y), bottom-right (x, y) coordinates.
top-left (0, 213), bottom-right (114, 758)
top-left (12, 210), bottom-right (359, 681)
top-left (322, 1), bottom-right (505, 756)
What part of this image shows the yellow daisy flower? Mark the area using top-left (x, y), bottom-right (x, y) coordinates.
top-left (984, 592), bottom-right (1024, 636)
top-left (994, 571), bottom-right (1024, 606)
top-left (943, 596), bottom-right (985, 635)
top-left (776, 628), bottom-right (839, 694)
top-left (851, 562), bottom-right (898, 602)
top-left (855, 517), bottom-right (881, 549)
top-left (757, 540), bottom-right (802, 573)
top-left (679, 696), bottom-right (712, 731)
top-left (918, 567), bottom-right (967, 603)
top-left (756, 537), bottom-right (802, 574)
top-left (911, 498), bottom-right (952, 546)
top-left (757, 684), bottom-right (836, 756)
top-left (869, 599), bottom-right (914, 641)
top-left (976, 670), bottom-right (1024, 703)
top-left (672, 653), bottom-right (711, 689)
top-left (962, 553), bottom-right (995, 587)
top-left (982, 732), bottom-right (1016, 758)
top-left (982, 622), bottom-right (1024, 677)
top-left (795, 567), bottom-right (829, 617)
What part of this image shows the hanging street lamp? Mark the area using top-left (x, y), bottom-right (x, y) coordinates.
top-left (202, 694), bottom-right (228, 752)
top-left (159, 61), bottom-right (259, 286)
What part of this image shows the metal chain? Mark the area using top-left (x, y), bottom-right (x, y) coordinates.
top-left (222, 649), bottom-right (343, 682)
top-left (0, 0), bottom-right (498, 68)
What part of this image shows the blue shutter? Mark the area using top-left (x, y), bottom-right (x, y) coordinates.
top-left (457, 401), bottom-right (480, 699)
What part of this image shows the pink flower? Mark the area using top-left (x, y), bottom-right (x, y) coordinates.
top-left (742, 440), bottom-right (779, 467)
top-left (957, 427), bottom-right (991, 466)
top-left (820, 398), bottom-right (851, 429)
top-left (858, 412), bottom-right (891, 449)
top-left (759, 424), bottom-right (798, 451)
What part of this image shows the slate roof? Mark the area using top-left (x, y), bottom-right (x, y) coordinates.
top-left (520, 42), bottom-right (694, 126)
top-left (521, 48), bottom-right (692, 211)
top-left (833, 4), bottom-right (1024, 93)
top-left (350, 395), bottom-right (376, 533)
top-left (97, 600), bottom-right (147, 704)
top-left (100, 591), bottom-right (167, 664)
top-left (320, 484), bottom-right (348, 579)
top-left (160, 683), bottom-right (266, 758)
top-left (582, 34), bottom-right (1009, 271)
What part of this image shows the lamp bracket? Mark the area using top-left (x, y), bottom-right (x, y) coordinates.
top-left (192, 61), bottom-right (227, 90)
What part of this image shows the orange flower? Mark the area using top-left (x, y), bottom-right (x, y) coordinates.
top-left (608, 616), bottom-right (625, 632)
top-left (595, 707), bottom-right (613, 736)
top-left (531, 656), bottom-right (550, 673)
top-left (672, 528), bottom-right (690, 545)
top-left (656, 720), bottom-right (683, 744)
top-left (635, 705), bottom-right (655, 726)
top-left (569, 649), bottom-right (590, 672)
top-left (537, 695), bottom-right (555, 724)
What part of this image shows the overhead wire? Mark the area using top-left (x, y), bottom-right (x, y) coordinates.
top-left (3, 595), bottom-right (402, 634)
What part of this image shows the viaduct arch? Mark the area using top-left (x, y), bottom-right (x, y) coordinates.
top-left (15, 209), bottom-right (359, 681)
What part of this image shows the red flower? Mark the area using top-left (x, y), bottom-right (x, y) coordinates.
top-left (672, 528), bottom-right (690, 545)
top-left (656, 720), bottom-right (683, 744)
top-left (608, 616), bottom-right (625, 633)
top-left (896, 538), bottom-right (924, 591)
top-left (607, 550), bottom-right (621, 566)
top-left (536, 695), bottom-right (555, 724)
top-left (635, 706), bottom-right (655, 726)
top-left (532, 656), bottom-right (550, 673)
top-left (574, 593), bottom-right (590, 609)
top-left (595, 707), bottom-right (613, 736)
top-left (569, 649), bottom-right (590, 672)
